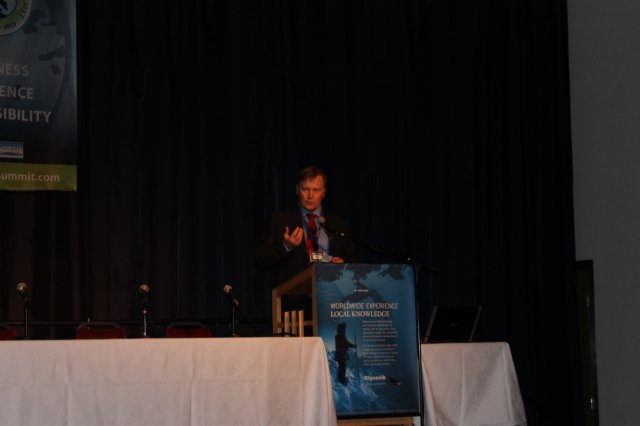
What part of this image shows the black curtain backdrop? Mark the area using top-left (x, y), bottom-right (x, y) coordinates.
top-left (1, 1), bottom-right (581, 424)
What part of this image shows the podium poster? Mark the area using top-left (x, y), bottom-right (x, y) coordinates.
top-left (0, 0), bottom-right (77, 191)
top-left (316, 263), bottom-right (422, 419)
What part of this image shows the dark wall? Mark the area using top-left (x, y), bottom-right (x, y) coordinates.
top-left (1, 1), bottom-right (581, 424)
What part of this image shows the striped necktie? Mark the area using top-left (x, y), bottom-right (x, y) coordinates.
top-left (305, 213), bottom-right (319, 252)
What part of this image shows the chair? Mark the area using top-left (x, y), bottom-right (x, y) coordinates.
top-left (75, 322), bottom-right (127, 339)
top-left (165, 322), bottom-right (212, 338)
top-left (0, 323), bottom-right (17, 340)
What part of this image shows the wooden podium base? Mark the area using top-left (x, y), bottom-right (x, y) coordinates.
top-left (338, 417), bottom-right (413, 426)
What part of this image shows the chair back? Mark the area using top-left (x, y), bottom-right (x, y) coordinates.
top-left (76, 322), bottom-right (127, 339)
top-left (165, 322), bottom-right (212, 338)
top-left (0, 324), bottom-right (17, 340)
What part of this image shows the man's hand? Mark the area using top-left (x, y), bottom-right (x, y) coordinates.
top-left (283, 226), bottom-right (304, 251)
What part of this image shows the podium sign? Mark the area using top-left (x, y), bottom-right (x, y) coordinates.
top-left (315, 263), bottom-right (422, 419)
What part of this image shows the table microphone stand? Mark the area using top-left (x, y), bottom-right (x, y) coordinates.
top-left (230, 304), bottom-right (239, 337)
top-left (15, 282), bottom-right (33, 340)
top-left (17, 295), bottom-right (32, 340)
top-left (224, 284), bottom-right (260, 337)
top-left (142, 300), bottom-right (149, 338)
top-left (137, 284), bottom-right (153, 338)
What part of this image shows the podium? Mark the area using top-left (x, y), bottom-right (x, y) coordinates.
top-left (272, 263), bottom-right (422, 422)
top-left (272, 265), bottom-right (319, 336)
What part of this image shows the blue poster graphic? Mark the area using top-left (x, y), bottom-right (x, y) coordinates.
top-left (0, 0), bottom-right (77, 190)
top-left (315, 263), bottom-right (422, 418)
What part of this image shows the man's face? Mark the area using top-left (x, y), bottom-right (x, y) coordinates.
top-left (297, 175), bottom-right (326, 211)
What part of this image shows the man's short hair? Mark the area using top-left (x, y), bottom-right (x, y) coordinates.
top-left (297, 165), bottom-right (327, 188)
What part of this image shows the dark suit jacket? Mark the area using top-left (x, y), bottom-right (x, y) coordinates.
top-left (255, 208), bottom-right (357, 286)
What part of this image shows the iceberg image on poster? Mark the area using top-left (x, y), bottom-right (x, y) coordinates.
top-left (315, 263), bottom-right (422, 418)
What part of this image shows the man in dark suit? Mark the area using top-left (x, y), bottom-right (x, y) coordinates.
top-left (256, 165), bottom-right (357, 287)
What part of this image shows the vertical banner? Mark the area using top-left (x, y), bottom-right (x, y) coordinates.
top-left (0, 0), bottom-right (77, 191)
top-left (316, 263), bottom-right (422, 419)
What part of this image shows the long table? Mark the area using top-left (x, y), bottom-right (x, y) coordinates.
top-left (421, 342), bottom-right (527, 426)
top-left (0, 337), bottom-right (337, 426)
top-left (0, 337), bottom-right (526, 426)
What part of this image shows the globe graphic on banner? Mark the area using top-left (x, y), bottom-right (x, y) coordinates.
top-left (0, 1), bottom-right (18, 19)
top-left (0, 0), bottom-right (75, 163)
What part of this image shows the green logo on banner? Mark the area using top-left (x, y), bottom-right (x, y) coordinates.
top-left (0, 0), bottom-right (32, 36)
top-left (0, 162), bottom-right (77, 191)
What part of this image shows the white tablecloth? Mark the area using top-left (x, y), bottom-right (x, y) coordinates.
top-left (421, 342), bottom-right (527, 426)
top-left (0, 337), bottom-right (337, 426)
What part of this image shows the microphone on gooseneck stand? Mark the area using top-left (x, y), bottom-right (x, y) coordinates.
top-left (223, 284), bottom-right (240, 307)
top-left (139, 283), bottom-right (151, 338)
top-left (223, 284), bottom-right (240, 337)
top-left (223, 284), bottom-right (259, 337)
top-left (17, 282), bottom-right (29, 298)
top-left (139, 283), bottom-right (150, 295)
top-left (317, 216), bottom-right (349, 238)
top-left (319, 216), bottom-right (441, 275)
top-left (16, 282), bottom-right (32, 340)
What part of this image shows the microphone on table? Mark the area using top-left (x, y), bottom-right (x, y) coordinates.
top-left (139, 283), bottom-right (150, 307)
top-left (17, 282), bottom-right (31, 301)
top-left (139, 283), bottom-right (151, 338)
top-left (16, 282), bottom-right (32, 339)
top-left (223, 284), bottom-right (260, 337)
top-left (224, 284), bottom-right (240, 337)
top-left (317, 216), bottom-right (348, 238)
top-left (223, 284), bottom-right (240, 307)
